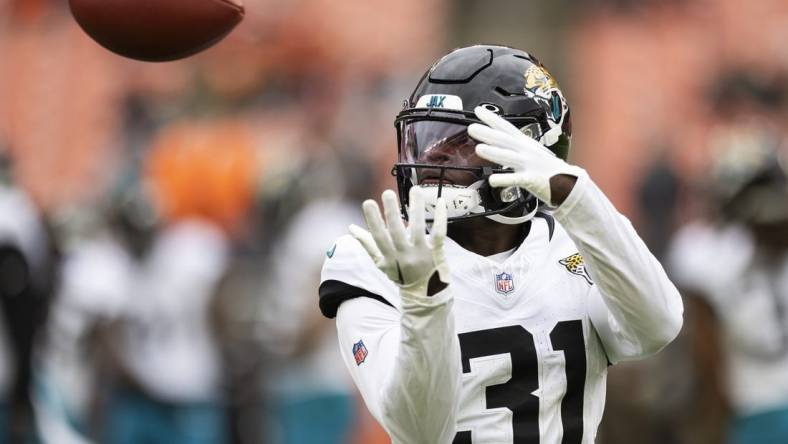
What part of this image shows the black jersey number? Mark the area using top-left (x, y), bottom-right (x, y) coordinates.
top-left (453, 320), bottom-right (587, 444)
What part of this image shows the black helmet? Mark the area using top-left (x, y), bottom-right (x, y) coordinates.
top-left (711, 134), bottom-right (788, 225)
top-left (394, 45), bottom-right (571, 224)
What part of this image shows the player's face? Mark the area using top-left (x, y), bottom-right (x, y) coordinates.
top-left (399, 120), bottom-right (497, 186)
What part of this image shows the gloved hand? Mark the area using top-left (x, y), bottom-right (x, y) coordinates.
top-left (349, 187), bottom-right (448, 297)
top-left (468, 105), bottom-right (585, 207)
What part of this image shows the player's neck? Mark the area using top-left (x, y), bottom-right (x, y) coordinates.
top-left (448, 218), bottom-right (530, 257)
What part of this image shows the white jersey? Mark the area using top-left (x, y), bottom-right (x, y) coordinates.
top-left (118, 220), bottom-right (229, 403)
top-left (668, 221), bottom-right (788, 416)
top-left (34, 235), bottom-right (134, 441)
top-left (320, 173), bottom-right (684, 444)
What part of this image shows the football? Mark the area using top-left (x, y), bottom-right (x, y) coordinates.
top-left (69, 0), bottom-right (245, 62)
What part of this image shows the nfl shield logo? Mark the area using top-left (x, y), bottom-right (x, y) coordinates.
top-left (495, 272), bottom-right (515, 295)
top-left (352, 340), bottom-right (368, 365)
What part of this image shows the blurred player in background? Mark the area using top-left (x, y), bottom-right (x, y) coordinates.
top-left (258, 147), bottom-right (370, 444)
top-left (0, 148), bottom-right (57, 443)
top-left (319, 45), bottom-right (684, 443)
top-left (95, 121), bottom-right (258, 444)
top-left (32, 203), bottom-right (136, 444)
top-left (32, 140), bottom-right (238, 444)
top-left (668, 75), bottom-right (788, 443)
top-left (105, 217), bottom-right (231, 444)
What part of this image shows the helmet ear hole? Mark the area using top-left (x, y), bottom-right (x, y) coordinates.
top-left (480, 103), bottom-right (501, 114)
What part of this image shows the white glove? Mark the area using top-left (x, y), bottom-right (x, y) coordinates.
top-left (349, 188), bottom-right (448, 296)
top-left (468, 105), bottom-right (585, 207)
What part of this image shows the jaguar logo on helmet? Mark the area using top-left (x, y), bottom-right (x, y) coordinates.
top-left (524, 65), bottom-right (559, 98)
top-left (523, 64), bottom-right (568, 146)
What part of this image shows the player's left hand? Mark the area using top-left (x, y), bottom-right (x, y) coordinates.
top-left (468, 105), bottom-right (585, 207)
top-left (349, 188), bottom-right (449, 297)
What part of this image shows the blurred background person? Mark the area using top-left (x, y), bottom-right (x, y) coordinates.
top-left (32, 196), bottom-right (144, 444)
top-left (96, 120), bottom-right (258, 444)
top-left (256, 147), bottom-right (370, 444)
top-left (666, 72), bottom-right (788, 444)
top-left (103, 219), bottom-right (230, 444)
top-left (670, 145), bottom-right (788, 444)
top-left (0, 147), bottom-right (57, 444)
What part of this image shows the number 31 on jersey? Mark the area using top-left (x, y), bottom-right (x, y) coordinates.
top-left (454, 320), bottom-right (587, 444)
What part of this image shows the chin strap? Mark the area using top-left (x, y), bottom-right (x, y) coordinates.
top-left (486, 202), bottom-right (538, 224)
top-left (540, 124), bottom-right (562, 147)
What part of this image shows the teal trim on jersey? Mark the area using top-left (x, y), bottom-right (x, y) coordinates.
top-left (730, 406), bottom-right (788, 444)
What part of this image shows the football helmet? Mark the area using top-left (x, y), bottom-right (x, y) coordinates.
top-left (710, 126), bottom-right (788, 225)
top-left (394, 44), bottom-right (572, 224)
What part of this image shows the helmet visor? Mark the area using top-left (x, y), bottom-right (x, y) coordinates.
top-left (399, 120), bottom-right (477, 164)
top-left (398, 119), bottom-right (543, 164)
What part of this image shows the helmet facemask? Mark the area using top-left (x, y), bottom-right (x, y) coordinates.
top-left (393, 114), bottom-right (539, 224)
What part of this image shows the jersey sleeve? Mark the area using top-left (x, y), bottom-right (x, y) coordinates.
top-left (319, 234), bottom-right (401, 318)
top-left (335, 288), bottom-right (461, 444)
top-left (323, 234), bottom-right (462, 443)
top-left (553, 172), bottom-right (684, 363)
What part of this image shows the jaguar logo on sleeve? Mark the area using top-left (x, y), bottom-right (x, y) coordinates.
top-left (559, 253), bottom-right (594, 286)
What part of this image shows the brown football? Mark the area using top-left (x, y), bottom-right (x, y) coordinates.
top-left (69, 0), bottom-right (245, 62)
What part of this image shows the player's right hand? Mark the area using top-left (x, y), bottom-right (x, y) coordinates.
top-left (349, 188), bottom-right (449, 297)
top-left (469, 105), bottom-right (585, 207)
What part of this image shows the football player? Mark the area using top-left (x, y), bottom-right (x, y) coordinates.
top-left (0, 150), bottom-right (54, 442)
top-left (319, 45), bottom-right (684, 443)
top-left (668, 138), bottom-right (788, 444)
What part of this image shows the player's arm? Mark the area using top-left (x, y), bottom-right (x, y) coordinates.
top-left (332, 188), bottom-right (460, 444)
top-left (335, 285), bottom-right (459, 444)
top-left (552, 172), bottom-right (683, 361)
top-left (470, 106), bottom-right (683, 363)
